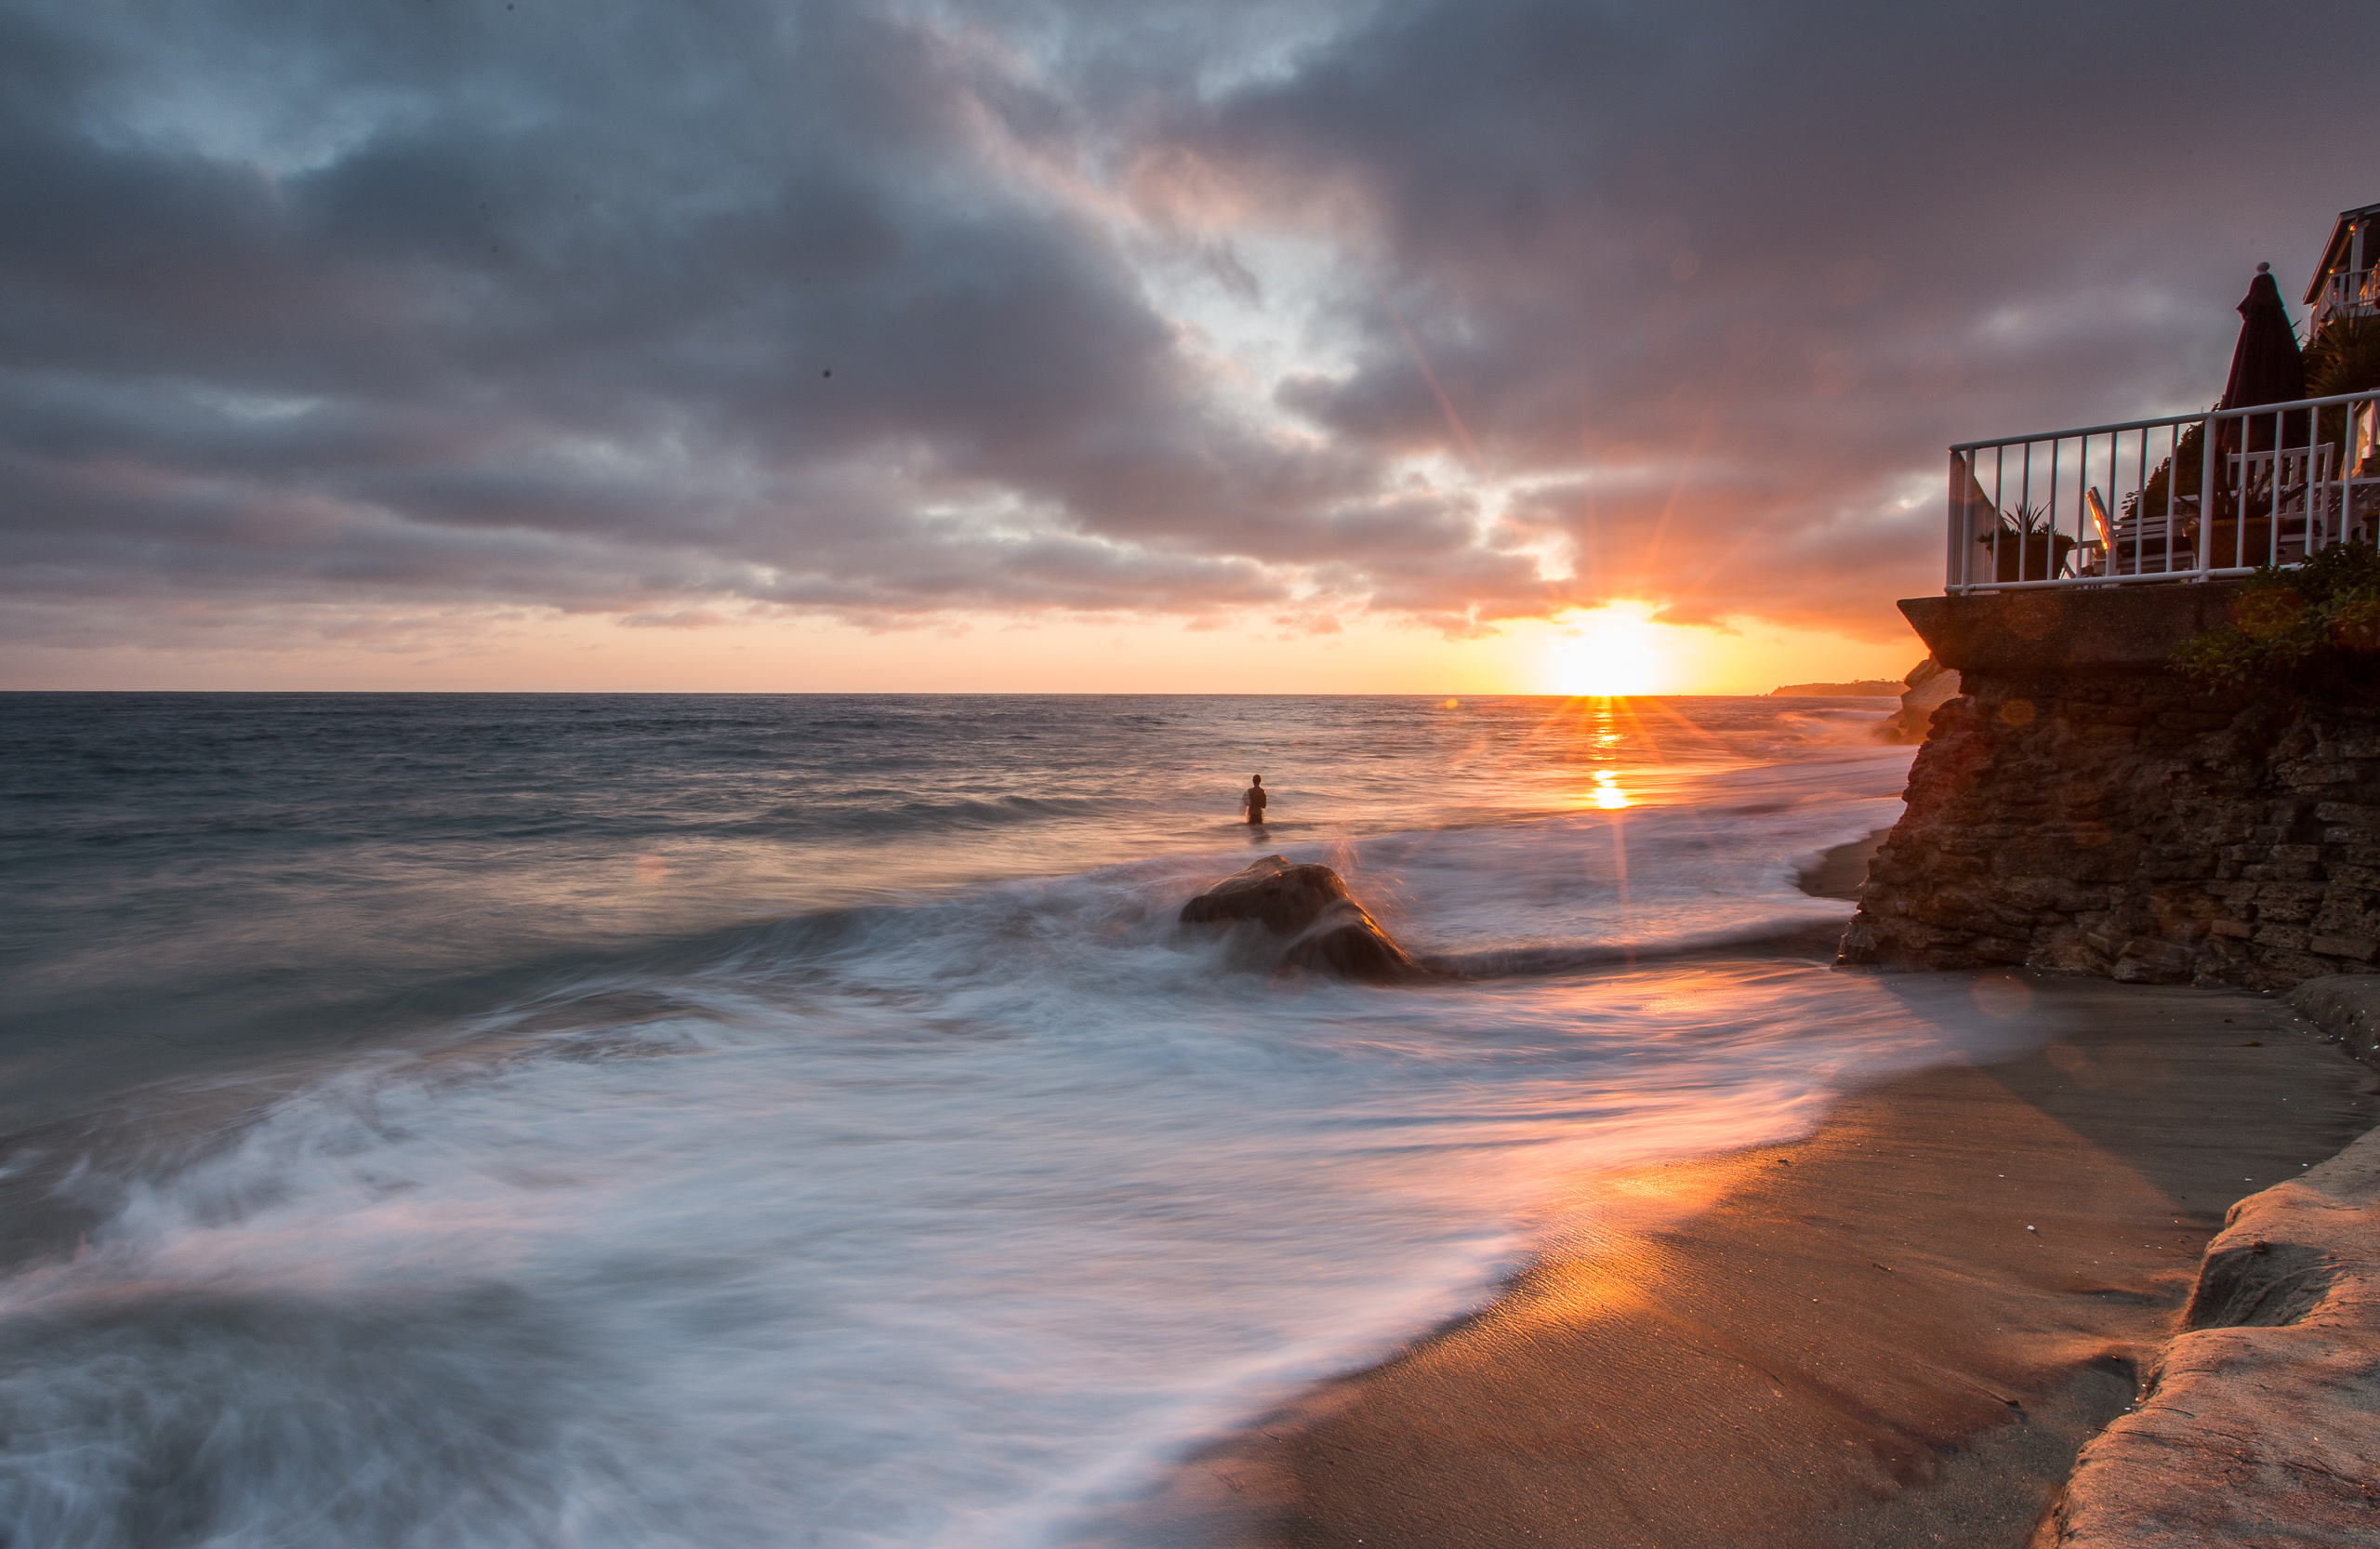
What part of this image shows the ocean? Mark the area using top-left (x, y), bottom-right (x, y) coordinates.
top-left (0, 693), bottom-right (2041, 1548)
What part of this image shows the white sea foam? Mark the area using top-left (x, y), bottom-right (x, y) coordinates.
top-left (0, 729), bottom-right (2062, 1549)
top-left (0, 695), bottom-right (2037, 1546)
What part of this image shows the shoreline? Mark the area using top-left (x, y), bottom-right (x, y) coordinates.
top-left (1129, 941), bottom-right (2377, 1546)
top-left (1799, 827), bottom-right (1892, 903)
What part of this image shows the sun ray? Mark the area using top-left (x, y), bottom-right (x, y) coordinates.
top-left (1544, 602), bottom-right (1666, 696)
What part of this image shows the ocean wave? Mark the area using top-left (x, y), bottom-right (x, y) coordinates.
top-left (0, 694), bottom-right (1960, 1548)
top-left (0, 933), bottom-right (2037, 1549)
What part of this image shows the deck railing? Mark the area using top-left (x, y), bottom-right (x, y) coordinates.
top-left (2313, 265), bottom-right (2380, 328)
top-left (1945, 386), bottom-right (2380, 592)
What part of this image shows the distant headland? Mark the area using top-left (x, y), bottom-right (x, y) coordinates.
top-left (1766, 679), bottom-right (1903, 696)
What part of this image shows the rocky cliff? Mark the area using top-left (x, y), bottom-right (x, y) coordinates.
top-left (1871, 655), bottom-right (1962, 744)
top-left (1843, 589), bottom-right (2380, 990)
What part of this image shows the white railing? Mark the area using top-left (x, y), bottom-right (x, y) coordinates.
top-left (2313, 266), bottom-right (2379, 328)
top-left (1945, 387), bottom-right (2380, 592)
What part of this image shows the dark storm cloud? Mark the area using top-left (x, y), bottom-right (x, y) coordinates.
top-left (2, 0), bottom-right (1342, 642)
top-left (1164, 0), bottom-right (2376, 628)
top-left (3, 0), bottom-right (2373, 655)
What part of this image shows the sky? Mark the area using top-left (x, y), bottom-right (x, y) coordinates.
top-left (4, 0), bottom-right (2373, 695)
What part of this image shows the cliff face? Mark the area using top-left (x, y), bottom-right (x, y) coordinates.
top-left (1872, 655), bottom-right (1962, 744)
top-left (1842, 663), bottom-right (2380, 990)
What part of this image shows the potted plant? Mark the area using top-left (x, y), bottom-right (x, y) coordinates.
top-left (1977, 504), bottom-right (2078, 582)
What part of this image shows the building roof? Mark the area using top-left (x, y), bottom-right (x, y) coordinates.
top-left (2305, 200), bottom-right (2380, 305)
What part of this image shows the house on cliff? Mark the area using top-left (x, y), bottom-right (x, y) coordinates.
top-left (2307, 199), bottom-right (2380, 338)
top-left (1842, 205), bottom-right (2380, 991)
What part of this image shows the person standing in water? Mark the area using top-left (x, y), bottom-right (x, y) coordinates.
top-left (1241, 774), bottom-right (1268, 825)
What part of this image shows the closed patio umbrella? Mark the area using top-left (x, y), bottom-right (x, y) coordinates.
top-left (2207, 265), bottom-right (2316, 564)
top-left (2220, 264), bottom-right (2307, 451)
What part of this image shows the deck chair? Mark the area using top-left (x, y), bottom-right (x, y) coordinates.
top-left (2100, 488), bottom-right (2196, 575)
top-left (2219, 442), bottom-right (2334, 566)
top-left (2074, 488), bottom-right (2113, 576)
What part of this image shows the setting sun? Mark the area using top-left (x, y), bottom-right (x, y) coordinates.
top-left (1544, 603), bottom-right (1667, 696)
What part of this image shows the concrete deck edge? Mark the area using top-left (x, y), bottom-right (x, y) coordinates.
top-left (1900, 582), bottom-right (2249, 674)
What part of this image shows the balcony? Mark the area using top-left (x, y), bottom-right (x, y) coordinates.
top-left (2307, 200), bottom-right (2380, 334)
top-left (2311, 266), bottom-right (2380, 330)
top-left (1944, 388), bottom-right (2380, 593)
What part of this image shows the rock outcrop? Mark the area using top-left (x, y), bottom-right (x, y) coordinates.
top-left (1843, 671), bottom-right (2380, 990)
top-left (1872, 655), bottom-right (1963, 743)
top-left (1179, 856), bottom-right (1426, 983)
top-left (2029, 1120), bottom-right (2380, 1546)
top-left (2290, 973), bottom-right (2380, 1064)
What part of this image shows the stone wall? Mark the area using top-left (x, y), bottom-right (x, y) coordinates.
top-left (1841, 587), bottom-right (2380, 990)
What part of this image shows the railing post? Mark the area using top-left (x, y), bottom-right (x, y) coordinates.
top-left (2198, 410), bottom-right (2219, 575)
top-left (1948, 451), bottom-right (1961, 591)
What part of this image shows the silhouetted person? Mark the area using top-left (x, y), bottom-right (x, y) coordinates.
top-left (1242, 775), bottom-right (1268, 826)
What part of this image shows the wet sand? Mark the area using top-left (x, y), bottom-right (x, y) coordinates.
top-left (1139, 935), bottom-right (2376, 1546)
top-left (1798, 828), bottom-right (1890, 903)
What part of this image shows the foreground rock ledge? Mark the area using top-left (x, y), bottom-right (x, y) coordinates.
top-left (2031, 1013), bottom-right (2380, 1544)
top-left (1179, 856), bottom-right (1426, 983)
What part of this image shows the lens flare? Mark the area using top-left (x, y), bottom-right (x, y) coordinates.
top-left (1546, 604), bottom-right (1665, 696)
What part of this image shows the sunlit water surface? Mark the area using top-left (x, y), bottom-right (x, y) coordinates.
top-left (0, 693), bottom-right (2041, 1548)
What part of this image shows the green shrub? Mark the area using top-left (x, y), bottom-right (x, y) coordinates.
top-left (2172, 540), bottom-right (2380, 696)
top-left (2307, 315), bottom-right (2380, 398)
top-left (2308, 317), bottom-right (2380, 474)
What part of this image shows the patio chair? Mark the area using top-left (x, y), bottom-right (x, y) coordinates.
top-left (2093, 492), bottom-right (2199, 576)
top-left (2214, 442), bottom-right (2334, 567)
top-left (2074, 488), bottom-right (2114, 576)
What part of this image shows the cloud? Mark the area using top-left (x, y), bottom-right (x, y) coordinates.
top-left (3, 0), bottom-right (2373, 667)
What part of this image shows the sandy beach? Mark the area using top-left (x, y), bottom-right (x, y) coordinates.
top-left (1142, 923), bottom-right (2376, 1546)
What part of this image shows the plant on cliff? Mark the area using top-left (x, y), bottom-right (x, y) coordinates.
top-left (2171, 540), bottom-right (2380, 696)
top-left (2307, 315), bottom-right (2380, 399)
top-left (2307, 316), bottom-right (2380, 473)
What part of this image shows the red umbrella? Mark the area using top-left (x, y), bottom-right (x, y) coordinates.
top-left (2220, 264), bottom-right (2307, 451)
